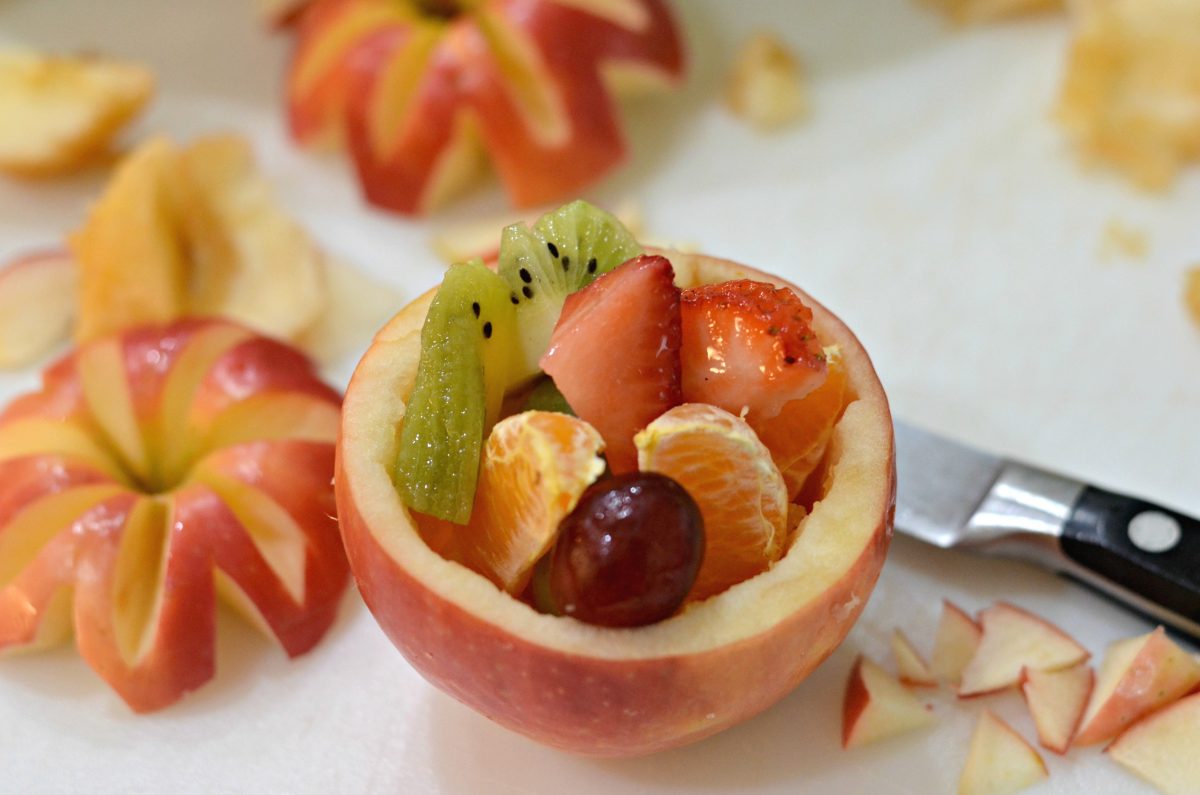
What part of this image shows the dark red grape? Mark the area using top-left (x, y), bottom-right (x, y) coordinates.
top-left (547, 472), bottom-right (704, 627)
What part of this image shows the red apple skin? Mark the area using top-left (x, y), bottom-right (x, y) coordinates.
top-left (0, 319), bottom-right (347, 712)
top-left (290, 0), bottom-right (685, 214)
top-left (336, 254), bottom-right (895, 756)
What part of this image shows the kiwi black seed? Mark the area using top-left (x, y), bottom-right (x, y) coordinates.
top-left (497, 200), bottom-right (641, 383)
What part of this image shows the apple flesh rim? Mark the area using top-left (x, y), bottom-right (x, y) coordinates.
top-left (336, 252), bottom-right (896, 757)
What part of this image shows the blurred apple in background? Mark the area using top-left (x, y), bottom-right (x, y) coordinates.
top-left (286, 0), bottom-right (686, 214)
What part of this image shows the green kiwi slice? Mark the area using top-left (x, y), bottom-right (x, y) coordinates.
top-left (395, 259), bottom-right (516, 524)
top-left (498, 200), bottom-right (641, 382)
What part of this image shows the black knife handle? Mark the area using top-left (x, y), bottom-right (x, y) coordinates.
top-left (1061, 486), bottom-right (1200, 638)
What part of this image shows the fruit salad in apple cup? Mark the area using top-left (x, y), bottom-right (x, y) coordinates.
top-left (0, 319), bottom-right (348, 712)
top-left (336, 201), bottom-right (895, 756)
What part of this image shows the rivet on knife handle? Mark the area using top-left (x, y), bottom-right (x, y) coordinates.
top-left (1059, 487), bottom-right (1200, 640)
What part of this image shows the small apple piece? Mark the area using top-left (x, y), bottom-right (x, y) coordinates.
top-left (1019, 663), bottom-right (1093, 754)
top-left (0, 49), bottom-right (153, 178)
top-left (932, 599), bottom-right (982, 685)
top-left (892, 629), bottom-right (937, 687)
top-left (958, 710), bottom-right (1048, 795)
top-left (0, 251), bottom-right (77, 368)
top-left (1073, 626), bottom-right (1200, 747)
top-left (1108, 691), bottom-right (1200, 795)
top-left (958, 601), bottom-right (1090, 697)
top-left (842, 655), bottom-right (935, 749)
top-left (724, 33), bottom-right (808, 132)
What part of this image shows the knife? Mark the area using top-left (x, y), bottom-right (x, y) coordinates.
top-left (894, 420), bottom-right (1200, 640)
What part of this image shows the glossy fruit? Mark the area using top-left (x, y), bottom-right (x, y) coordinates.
top-left (286, 0), bottom-right (685, 214)
top-left (680, 278), bottom-right (827, 421)
top-left (500, 200), bottom-right (642, 381)
top-left (635, 402), bottom-right (788, 601)
top-left (749, 354), bottom-right (847, 499)
top-left (540, 254), bottom-right (681, 472)
top-left (416, 411), bottom-right (605, 593)
top-left (0, 319), bottom-right (347, 712)
top-left (547, 472), bottom-right (703, 627)
top-left (337, 251), bottom-right (894, 756)
top-left (394, 259), bottom-right (515, 523)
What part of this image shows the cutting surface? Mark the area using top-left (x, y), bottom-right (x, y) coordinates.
top-left (1, 1), bottom-right (1198, 792)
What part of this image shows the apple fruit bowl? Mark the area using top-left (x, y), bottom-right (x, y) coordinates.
top-left (286, 0), bottom-right (685, 214)
top-left (0, 318), bottom-right (348, 712)
top-left (336, 250), bottom-right (895, 756)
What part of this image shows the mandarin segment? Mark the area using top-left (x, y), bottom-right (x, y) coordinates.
top-left (750, 351), bottom-right (847, 499)
top-left (443, 411), bottom-right (605, 593)
top-left (636, 402), bottom-right (788, 601)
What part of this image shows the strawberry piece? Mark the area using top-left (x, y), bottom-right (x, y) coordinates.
top-left (680, 280), bottom-right (827, 420)
top-left (540, 255), bottom-right (682, 472)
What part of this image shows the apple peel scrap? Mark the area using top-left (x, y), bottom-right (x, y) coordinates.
top-left (919, 0), bottom-right (1062, 24)
top-left (0, 319), bottom-right (348, 712)
top-left (1056, 0), bottom-right (1200, 190)
top-left (0, 49), bottom-right (153, 178)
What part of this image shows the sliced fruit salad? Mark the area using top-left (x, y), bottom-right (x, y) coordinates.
top-left (394, 201), bottom-right (852, 626)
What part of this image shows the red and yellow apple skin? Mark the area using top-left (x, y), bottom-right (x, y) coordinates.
top-left (336, 253), bottom-right (895, 756)
top-left (287, 0), bottom-right (686, 214)
top-left (0, 319), bottom-right (347, 713)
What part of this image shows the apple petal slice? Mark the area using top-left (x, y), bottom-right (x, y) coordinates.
top-left (892, 629), bottom-right (937, 687)
top-left (177, 135), bottom-right (327, 341)
top-left (959, 710), bottom-right (1048, 795)
top-left (0, 251), bottom-right (77, 369)
top-left (69, 137), bottom-right (189, 343)
top-left (932, 599), bottom-right (982, 685)
top-left (1073, 626), bottom-right (1200, 747)
top-left (842, 655), bottom-right (935, 749)
top-left (1108, 691), bottom-right (1200, 795)
top-left (0, 49), bottom-right (153, 178)
top-left (1020, 663), bottom-right (1093, 754)
top-left (958, 601), bottom-right (1090, 697)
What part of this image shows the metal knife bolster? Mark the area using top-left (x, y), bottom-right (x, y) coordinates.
top-left (958, 462), bottom-right (1083, 561)
top-left (961, 462), bottom-right (1200, 639)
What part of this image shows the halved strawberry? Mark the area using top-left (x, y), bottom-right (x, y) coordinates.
top-left (680, 280), bottom-right (827, 420)
top-left (540, 254), bottom-right (681, 472)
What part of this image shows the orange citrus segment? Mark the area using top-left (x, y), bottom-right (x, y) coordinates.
top-left (635, 403), bottom-right (788, 601)
top-left (749, 350), bottom-right (847, 499)
top-left (416, 411), bottom-right (605, 594)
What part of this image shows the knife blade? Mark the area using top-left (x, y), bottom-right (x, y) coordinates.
top-left (894, 420), bottom-right (1200, 640)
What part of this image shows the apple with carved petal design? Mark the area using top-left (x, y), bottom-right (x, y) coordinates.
top-left (286, 0), bottom-right (685, 214)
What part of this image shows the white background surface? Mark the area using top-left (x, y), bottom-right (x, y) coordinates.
top-left (1, 1), bottom-right (1198, 792)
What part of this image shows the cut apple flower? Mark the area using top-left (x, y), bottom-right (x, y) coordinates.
top-left (0, 49), bottom-right (153, 178)
top-left (0, 319), bottom-right (348, 712)
top-left (285, 0), bottom-right (686, 214)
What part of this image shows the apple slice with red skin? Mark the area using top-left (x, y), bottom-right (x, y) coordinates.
top-left (842, 655), bottom-right (934, 748)
top-left (958, 710), bottom-right (1049, 795)
top-left (287, 0), bottom-right (685, 213)
top-left (931, 598), bottom-right (982, 685)
top-left (1072, 626), bottom-right (1200, 747)
top-left (1107, 691), bottom-right (1200, 795)
top-left (892, 629), bottom-right (937, 687)
top-left (958, 601), bottom-right (1090, 697)
top-left (0, 319), bottom-right (347, 712)
top-left (1019, 662), bottom-right (1094, 754)
top-left (336, 251), bottom-right (895, 756)
top-left (0, 250), bottom-right (77, 369)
